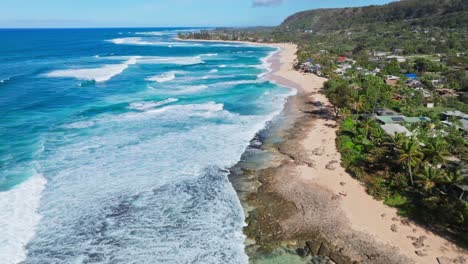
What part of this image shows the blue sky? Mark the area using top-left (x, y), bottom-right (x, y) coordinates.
top-left (1, 0), bottom-right (396, 28)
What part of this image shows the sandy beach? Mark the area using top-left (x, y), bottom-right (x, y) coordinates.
top-left (258, 43), bottom-right (467, 263)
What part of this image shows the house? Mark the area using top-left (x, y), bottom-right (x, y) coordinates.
top-left (374, 51), bottom-right (389, 57)
top-left (386, 55), bottom-right (406, 63)
top-left (385, 75), bottom-right (400, 86)
top-left (381, 124), bottom-right (412, 137)
top-left (386, 79), bottom-right (399, 86)
top-left (414, 87), bottom-right (433, 98)
top-left (406, 79), bottom-right (425, 89)
top-left (436, 88), bottom-right (458, 97)
top-left (375, 115), bottom-right (430, 125)
top-left (441, 110), bottom-right (468, 120)
top-left (375, 108), bottom-right (400, 116)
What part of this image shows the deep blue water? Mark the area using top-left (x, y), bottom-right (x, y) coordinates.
top-left (0, 28), bottom-right (291, 264)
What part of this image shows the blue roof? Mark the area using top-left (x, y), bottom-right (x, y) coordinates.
top-left (405, 73), bottom-right (417, 79)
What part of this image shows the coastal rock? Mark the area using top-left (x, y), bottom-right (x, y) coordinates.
top-left (415, 250), bottom-right (428, 257)
top-left (454, 256), bottom-right (467, 264)
top-left (326, 160), bottom-right (339, 170)
top-left (311, 147), bottom-right (325, 156)
top-left (437, 257), bottom-right (452, 264)
top-left (413, 242), bottom-right (424, 249)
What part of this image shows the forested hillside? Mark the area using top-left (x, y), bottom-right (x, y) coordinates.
top-left (281, 0), bottom-right (468, 32)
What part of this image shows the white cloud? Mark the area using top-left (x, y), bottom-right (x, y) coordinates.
top-left (252, 0), bottom-right (283, 7)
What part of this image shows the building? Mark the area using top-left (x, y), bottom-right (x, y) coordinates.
top-left (381, 124), bottom-right (412, 137)
top-left (385, 75), bottom-right (400, 86)
top-left (375, 108), bottom-right (400, 116)
top-left (441, 110), bottom-right (468, 120)
top-left (436, 89), bottom-right (458, 98)
top-left (375, 115), bottom-right (430, 125)
top-left (406, 79), bottom-right (425, 89)
top-left (386, 55), bottom-right (406, 63)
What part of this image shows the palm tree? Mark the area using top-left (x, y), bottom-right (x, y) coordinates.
top-left (422, 137), bottom-right (450, 165)
top-left (370, 126), bottom-right (387, 146)
top-left (355, 95), bottom-right (368, 114)
top-left (397, 138), bottom-right (424, 186)
top-left (444, 169), bottom-right (467, 186)
top-left (385, 132), bottom-right (407, 150)
top-left (360, 118), bottom-right (377, 139)
top-left (415, 164), bottom-right (445, 192)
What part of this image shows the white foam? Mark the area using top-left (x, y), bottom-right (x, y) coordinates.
top-left (136, 56), bottom-right (203, 65)
top-left (135, 31), bottom-right (167, 36)
top-left (209, 69), bottom-right (218, 73)
top-left (0, 174), bottom-right (46, 264)
top-left (146, 72), bottom-right (177, 83)
top-left (258, 47), bottom-right (280, 78)
top-left (62, 121), bottom-right (96, 129)
top-left (219, 65), bottom-right (227, 68)
top-left (46, 57), bottom-right (139, 82)
top-left (172, 85), bottom-right (209, 94)
top-left (146, 101), bottom-right (223, 115)
top-left (108, 37), bottom-right (200, 47)
top-left (128, 98), bottom-right (178, 111)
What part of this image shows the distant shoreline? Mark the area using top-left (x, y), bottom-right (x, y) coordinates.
top-left (178, 38), bottom-right (468, 263)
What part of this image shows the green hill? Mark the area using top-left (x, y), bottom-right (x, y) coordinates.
top-left (280, 0), bottom-right (468, 31)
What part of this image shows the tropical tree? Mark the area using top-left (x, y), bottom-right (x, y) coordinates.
top-left (444, 169), bottom-right (467, 186)
top-left (324, 80), bottom-right (353, 118)
top-left (355, 95), bottom-right (369, 114)
top-left (415, 164), bottom-right (445, 192)
top-left (422, 137), bottom-right (450, 165)
top-left (384, 132), bottom-right (407, 151)
top-left (397, 138), bottom-right (424, 186)
top-left (370, 126), bottom-right (387, 146)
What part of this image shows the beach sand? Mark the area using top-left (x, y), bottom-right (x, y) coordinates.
top-left (260, 43), bottom-right (467, 263)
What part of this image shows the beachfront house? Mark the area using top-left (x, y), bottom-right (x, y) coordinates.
top-left (440, 110), bottom-right (468, 133)
top-left (386, 55), bottom-right (406, 63)
top-left (385, 75), bottom-right (400, 86)
top-left (436, 88), bottom-right (459, 98)
top-left (381, 124), bottom-right (412, 137)
top-left (441, 110), bottom-right (468, 120)
top-left (406, 79), bottom-right (425, 89)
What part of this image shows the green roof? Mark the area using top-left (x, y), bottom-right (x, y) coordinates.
top-left (375, 116), bottom-right (431, 124)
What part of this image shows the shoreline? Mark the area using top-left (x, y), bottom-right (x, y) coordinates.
top-left (178, 38), bottom-right (467, 263)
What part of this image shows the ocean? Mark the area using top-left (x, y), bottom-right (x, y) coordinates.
top-left (0, 28), bottom-right (292, 263)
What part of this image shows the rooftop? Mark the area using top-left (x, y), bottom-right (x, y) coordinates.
top-left (375, 116), bottom-right (431, 124)
top-left (381, 124), bottom-right (412, 137)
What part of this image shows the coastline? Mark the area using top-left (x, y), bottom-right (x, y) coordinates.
top-left (254, 43), bottom-right (467, 263)
top-left (180, 39), bottom-right (467, 263)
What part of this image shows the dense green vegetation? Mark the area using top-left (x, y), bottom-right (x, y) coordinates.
top-left (179, 0), bottom-right (468, 245)
top-left (280, 0), bottom-right (468, 32)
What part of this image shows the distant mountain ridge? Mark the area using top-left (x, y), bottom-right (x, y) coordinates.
top-left (280, 0), bottom-right (468, 31)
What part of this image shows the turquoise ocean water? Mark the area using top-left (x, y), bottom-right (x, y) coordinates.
top-left (0, 28), bottom-right (292, 263)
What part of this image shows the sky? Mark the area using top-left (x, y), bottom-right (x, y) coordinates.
top-left (0, 0), bottom-right (396, 28)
